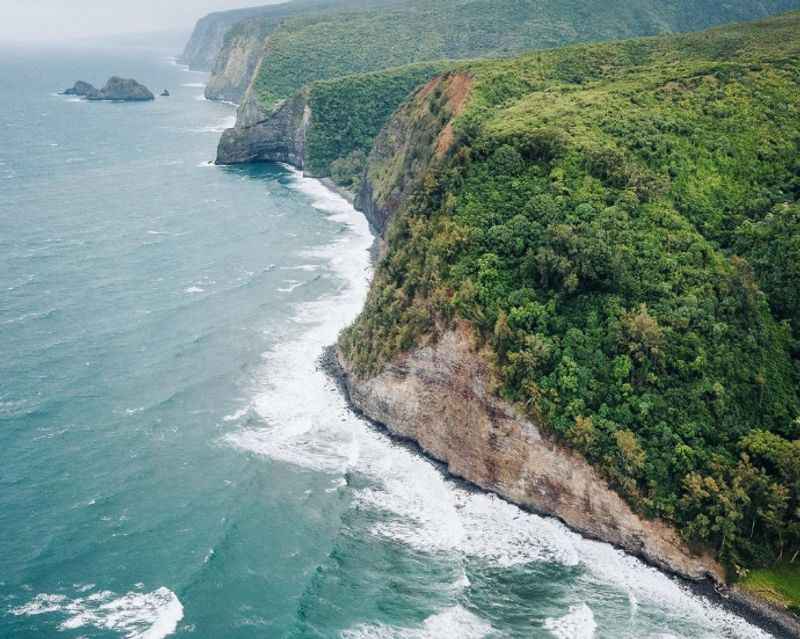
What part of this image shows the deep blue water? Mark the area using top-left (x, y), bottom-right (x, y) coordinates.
top-left (0, 44), bottom-right (779, 639)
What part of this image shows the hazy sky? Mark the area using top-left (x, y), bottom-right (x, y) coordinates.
top-left (0, 0), bottom-right (280, 43)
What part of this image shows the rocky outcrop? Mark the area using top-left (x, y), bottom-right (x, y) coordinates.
top-left (63, 81), bottom-right (100, 98)
top-left (63, 78), bottom-right (154, 102)
top-left (216, 91), bottom-right (310, 166)
top-left (337, 321), bottom-right (725, 582)
top-left (91, 77), bottom-right (154, 101)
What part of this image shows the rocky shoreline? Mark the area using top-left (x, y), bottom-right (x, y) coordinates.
top-left (317, 341), bottom-right (800, 639)
top-left (305, 161), bottom-right (800, 636)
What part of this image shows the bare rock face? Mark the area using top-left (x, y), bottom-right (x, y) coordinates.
top-left (204, 20), bottom-right (272, 104)
top-left (216, 91), bottom-right (310, 166)
top-left (337, 321), bottom-right (725, 583)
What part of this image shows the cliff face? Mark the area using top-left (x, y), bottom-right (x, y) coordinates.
top-left (337, 322), bottom-right (725, 582)
top-left (205, 19), bottom-right (275, 104)
top-left (356, 73), bottom-right (471, 236)
top-left (216, 90), bottom-right (310, 167)
top-left (179, 5), bottom-right (277, 71)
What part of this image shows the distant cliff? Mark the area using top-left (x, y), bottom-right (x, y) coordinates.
top-left (183, 0), bottom-right (404, 75)
top-left (204, 17), bottom-right (277, 103)
top-left (213, 0), bottom-right (800, 183)
top-left (178, 5), bottom-right (279, 71)
top-left (215, 61), bottom-right (447, 180)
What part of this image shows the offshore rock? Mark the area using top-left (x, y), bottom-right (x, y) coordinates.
top-left (63, 81), bottom-right (100, 98)
top-left (88, 77), bottom-right (155, 102)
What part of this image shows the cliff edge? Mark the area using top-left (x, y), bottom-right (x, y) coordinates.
top-left (337, 322), bottom-right (725, 582)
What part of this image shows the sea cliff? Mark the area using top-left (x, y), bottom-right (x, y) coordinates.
top-left (337, 322), bottom-right (724, 582)
top-left (334, 15), bottom-right (800, 633)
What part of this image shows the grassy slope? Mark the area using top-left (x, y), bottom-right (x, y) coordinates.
top-left (341, 13), bottom-right (800, 587)
top-left (742, 563), bottom-right (800, 612)
top-left (251, 0), bottom-right (800, 110)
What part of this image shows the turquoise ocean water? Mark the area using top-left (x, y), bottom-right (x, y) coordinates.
top-left (0, 43), bottom-right (781, 639)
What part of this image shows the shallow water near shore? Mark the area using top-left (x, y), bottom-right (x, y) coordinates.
top-left (0, 43), bottom-right (780, 638)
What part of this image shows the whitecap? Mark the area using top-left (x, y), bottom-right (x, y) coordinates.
top-left (11, 587), bottom-right (183, 639)
top-left (341, 605), bottom-right (493, 639)
top-left (184, 286), bottom-right (204, 294)
top-left (223, 407), bottom-right (250, 423)
top-left (277, 280), bottom-right (304, 293)
top-left (181, 83), bottom-right (206, 88)
top-left (188, 116), bottom-right (236, 134)
top-left (544, 603), bottom-right (597, 639)
top-left (280, 264), bottom-right (321, 272)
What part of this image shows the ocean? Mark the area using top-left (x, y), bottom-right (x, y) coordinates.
top-left (0, 43), bottom-right (778, 639)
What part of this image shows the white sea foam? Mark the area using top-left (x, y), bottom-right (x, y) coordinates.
top-left (11, 587), bottom-right (183, 639)
top-left (223, 170), bottom-right (771, 639)
top-left (188, 115), bottom-right (236, 134)
top-left (280, 264), bottom-right (321, 272)
top-left (277, 280), bottom-right (304, 293)
top-left (544, 603), bottom-right (597, 639)
top-left (181, 83), bottom-right (206, 88)
top-left (341, 605), bottom-right (493, 639)
top-left (184, 286), bottom-right (204, 294)
top-left (223, 407), bottom-right (250, 423)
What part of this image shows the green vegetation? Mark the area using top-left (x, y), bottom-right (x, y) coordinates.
top-left (251, 0), bottom-right (800, 111)
top-left (341, 13), bottom-right (800, 578)
top-left (742, 563), bottom-right (800, 612)
top-left (304, 62), bottom-right (449, 181)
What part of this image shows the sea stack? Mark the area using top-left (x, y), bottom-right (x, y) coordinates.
top-left (91, 77), bottom-right (155, 101)
top-left (160, 89), bottom-right (170, 97)
top-left (64, 77), bottom-right (154, 101)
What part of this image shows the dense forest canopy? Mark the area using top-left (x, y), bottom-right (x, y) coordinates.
top-left (247, 0), bottom-right (800, 111)
top-left (341, 12), bottom-right (800, 575)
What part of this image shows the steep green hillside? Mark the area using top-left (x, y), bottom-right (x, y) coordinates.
top-left (182, 0), bottom-right (405, 71)
top-left (251, 0), bottom-right (800, 110)
top-left (341, 12), bottom-right (800, 575)
top-left (304, 62), bottom-right (450, 181)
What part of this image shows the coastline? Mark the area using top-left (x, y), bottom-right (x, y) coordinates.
top-left (306, 173), bottom-right (800, 639)
top-left (319, 341), bottom-right (799, 639)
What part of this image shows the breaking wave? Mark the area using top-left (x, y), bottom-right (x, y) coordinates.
top-left (10, 586), bottom-right (183, 639)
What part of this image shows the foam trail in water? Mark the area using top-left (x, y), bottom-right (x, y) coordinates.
top-left (341, 605), bottom-right (494, 639)
top-left (11, 587), bottom-right (183, 639)
top-left (544, 603), bottom-right (597, 639)
top-left (223, 170), bottom-right (771, 638)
